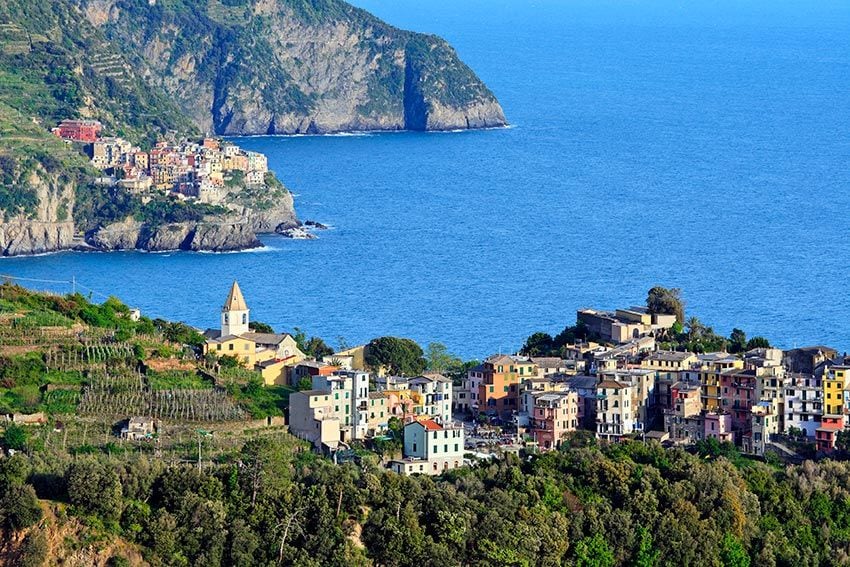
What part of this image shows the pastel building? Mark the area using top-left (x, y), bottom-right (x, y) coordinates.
top-left (783, 373), bottom-right (822, 438)
top-left (704, 411), bottom-right (733, 442)
top-left (596, 380), bottom-right (635, 441)
top-left (389, 420), bottom-right (465, 476)
top-left (312, 370), bottom-right (370, 440)
top-left (288, 390), bottom-right (341, 451)
top-left (529, 391), bottom-right (579, 450)
top-left (478, 355), bottom-right (537, 418)
top-left (407, 373), bottom-right (453, 425)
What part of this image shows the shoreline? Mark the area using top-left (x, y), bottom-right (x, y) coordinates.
top-left (0, 224), bottom-right (328, 259)
top-left (224, 123), bottom-right (514, 140)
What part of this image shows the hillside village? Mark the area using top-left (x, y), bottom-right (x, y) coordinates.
top-left (4, 281), bottom-right (850, 565)
top-left (4, 280), bottom-right (847, 479)
top-left (52, 119), bottom-right (270, 204)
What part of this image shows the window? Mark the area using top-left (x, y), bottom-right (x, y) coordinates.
top-left (224, 314), bottom-right (229, 324)
top-left (413, 443), bottom-right (417, 452)
top-left (216, 344), bottom-right (221, 351)
top-left (228, 344), bottom-right (234, 351)
top-left (242, 313), bottom-right (247, 324)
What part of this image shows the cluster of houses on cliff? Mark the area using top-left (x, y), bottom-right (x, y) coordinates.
top-left (203, 283), bottom-right (848, 474)
top-left (52, 119), bottom-right (268, 204)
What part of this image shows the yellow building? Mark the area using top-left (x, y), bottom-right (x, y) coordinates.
top-left (694, 356), bottom-right (744, 411)
top-left (824, 365), bottom-right (849, 417)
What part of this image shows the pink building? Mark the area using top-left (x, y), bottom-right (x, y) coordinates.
top-left (721, 368), bottom-right (756, 435)
top-left (704, 411), bottom-right (732, 442)
top-left (530, 391), bottom-right (579, 450)
top-left (52, 119), bottom-right (102, 142)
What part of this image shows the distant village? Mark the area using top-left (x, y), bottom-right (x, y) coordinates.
top-left (52, 118), bottom-right (269, 205)
top-left (190, 282), bottom-right (849, 476)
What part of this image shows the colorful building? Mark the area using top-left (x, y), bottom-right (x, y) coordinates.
top-left (478, 355), bottom-right (537, 418)
top-left (529, 391), bottom-right (579, 450)
top-left (52, 119), bottom-right (102, 142)
top-left (389, 419), bottom-right (465, 476)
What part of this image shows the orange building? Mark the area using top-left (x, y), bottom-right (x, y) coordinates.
top-left (478, 355), bottom-right (537, 418)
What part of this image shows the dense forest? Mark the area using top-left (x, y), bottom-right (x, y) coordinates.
top-left (3, 432), bottom-right (850, 566)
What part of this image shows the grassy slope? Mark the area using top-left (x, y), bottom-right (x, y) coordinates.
top-left (0, 283), bottom-right (290, 422)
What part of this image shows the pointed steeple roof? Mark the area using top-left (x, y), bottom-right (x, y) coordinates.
top-left (222, 281), bottom-right (248, 312)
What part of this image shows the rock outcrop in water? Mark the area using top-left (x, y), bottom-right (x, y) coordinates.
top-left (85, 218), bottom-right (263, 253)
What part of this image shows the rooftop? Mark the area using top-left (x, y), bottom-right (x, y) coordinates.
top-left (648, 351), bottom-right (694, 362)
top-left (222, 280), bottom-right (248, 312)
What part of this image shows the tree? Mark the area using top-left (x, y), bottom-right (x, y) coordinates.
top-left (720, 534), bottom-right (750, 567)
top-left (519, 332), bottom-right (554, 357)
top-left (729, 328), bottom-right (747, 353)
top-left (634, 526), bottom-right (660, 567)
top-left (293, 328), bottom-right (334, 359)
top-left (836, 429), bottom-right (850, 452)
top-left (1, 484), bottom-right (43, 531)
top-left (304, 337), bottom-right (334, 359)
top-left (365, 337), bottom-right (426, 376)
top-left (646, 286), bottom-right (685, 324)
top-left (249, 321), bottom-right (274, 333)
top-left (574, 533), bottom-right (615, 567)
top-left (66, 460), bottom-right (123, 520)
top-left (297, 377), bottom-right (313, 391)
top-left (425, 342), bottom-right (461, 373)
top-left (2, 423), bottom-right (28, 451)
top-left (745, 337), bottom-right (771, 350)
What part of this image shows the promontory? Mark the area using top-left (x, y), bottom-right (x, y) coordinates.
top-left (0, 0), bottom-right (506, 255)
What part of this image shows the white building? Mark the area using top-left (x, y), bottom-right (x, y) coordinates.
top-left (389, 419), bottom-right (465, 476)
top-left (596, 380), bottom-right (636, 441)
top-left (784, 373), bottom-right (823, 438)
top-left (407, 373), bottom-right (453, 425)
top-left (454, 364), bottom-right (484, 413)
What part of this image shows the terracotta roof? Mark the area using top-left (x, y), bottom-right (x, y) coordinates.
top-left (222, 280), bottom-right (248, 312)
top-left (417, 419), bottom-right (443, 431)
top-left (598, 380), bottom-right (627, 389)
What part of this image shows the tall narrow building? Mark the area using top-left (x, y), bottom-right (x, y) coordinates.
top-left (221, 280), bottom-right (250, 337)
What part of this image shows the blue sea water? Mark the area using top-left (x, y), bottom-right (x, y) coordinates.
top-left (3, 0), bottom-right (850, 359)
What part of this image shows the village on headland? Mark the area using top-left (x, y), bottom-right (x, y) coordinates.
top-left (2, 281), bottom-right (848, 476)
top-left (52, 119), bottom-right (269, 205)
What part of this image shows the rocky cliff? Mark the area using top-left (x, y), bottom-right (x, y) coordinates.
top-left (0, 0), bottom-right (506, 255)
top-left (0, 159), bottom-right (78, 256)
top-left (85, 217), bottom-right (262, 252)
top-left (87, 0), bottom-right (506, 135)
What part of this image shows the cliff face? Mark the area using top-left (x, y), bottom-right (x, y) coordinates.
top-left (90, 0), bottom-right (506, 135)
top-left (0, 163), bottom-right (77, 256)
top-left (85, 217), bottom-right (263, 252)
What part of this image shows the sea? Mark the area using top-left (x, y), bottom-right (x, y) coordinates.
top-left (3, 0), bottom-right (849, 359)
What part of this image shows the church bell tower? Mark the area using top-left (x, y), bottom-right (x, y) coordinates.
top-left (221, 280), bottom-right (250, 337)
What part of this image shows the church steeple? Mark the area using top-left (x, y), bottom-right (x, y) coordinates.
top-left (221, 281), bottom-right (249, 336)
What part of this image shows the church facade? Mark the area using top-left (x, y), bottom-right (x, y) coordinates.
top-left (204, 281), bottom-right (306, 380)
